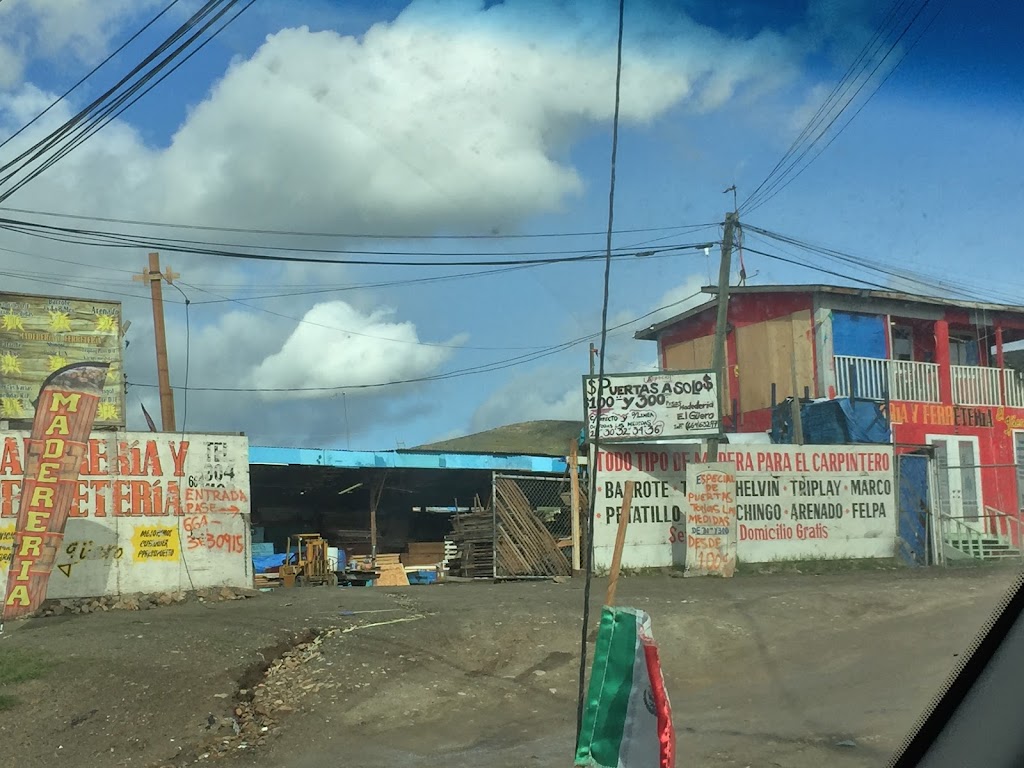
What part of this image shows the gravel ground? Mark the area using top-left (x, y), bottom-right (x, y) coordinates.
top-left (0, 565), bottom-right (1018, 768)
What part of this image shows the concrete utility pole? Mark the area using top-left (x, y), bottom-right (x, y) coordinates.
top-left (133, 252), bottom-right (178, 432)
top-left (707, 212), bottom-right (738, 462)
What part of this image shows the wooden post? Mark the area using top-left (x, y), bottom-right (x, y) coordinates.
top-left (708, 212), bottom-right (738, 462)
top-left (133, 252), bottom-right (178, 431)
top-left (604, 480), bottom-right (634, 607)
top-left (790, 350), bottom-right (804, 445)
top-left (569, 440), bottom-right (582, 573)
top-left (370, 474), bottom-right (386, 562)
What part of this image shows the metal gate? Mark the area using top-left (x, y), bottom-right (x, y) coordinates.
top-left (492, 474), bottom-right (573, 578)
top-left (897, 452), bottom-right (932, 566)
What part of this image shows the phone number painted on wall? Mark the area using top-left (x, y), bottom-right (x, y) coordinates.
top-left (582, 369), bottom-right (719, 442)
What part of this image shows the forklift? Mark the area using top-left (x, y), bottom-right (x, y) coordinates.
top-left (279, 533), bottom-right (339, 587)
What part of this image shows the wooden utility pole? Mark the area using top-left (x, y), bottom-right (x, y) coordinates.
top-left (133, 252), bottom-right (178, 431)
top-left (589, 343), bottom-right (598, 376)
top-left (707, 212), bottom-right (738, 462)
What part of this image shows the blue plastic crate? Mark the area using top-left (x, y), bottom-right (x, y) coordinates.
top-left (408, 570), bottom-right (438, 585)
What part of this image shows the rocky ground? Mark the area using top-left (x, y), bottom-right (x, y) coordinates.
top-left (0, 565), bottom-right (1019, 768)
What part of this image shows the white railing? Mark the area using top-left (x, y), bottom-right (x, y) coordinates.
top-left (834, 355), bottom-right (889, 400)
top-left (1004, 368), bottom-right (1024, 408)
top-left (890, 359), bottom-right (941, 403)
top-left (951, 365), bottom-right (1002, 406)
top-left (834, 355), bottom-right (940, 403)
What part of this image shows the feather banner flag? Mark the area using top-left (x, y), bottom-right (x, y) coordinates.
top-left (576, 605), bottom-right (675, 768)
top-left (1, 362), bottom-right (109, 625)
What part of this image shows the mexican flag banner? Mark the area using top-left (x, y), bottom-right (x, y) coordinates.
top-left (575, 605), bottom-right (675, 768)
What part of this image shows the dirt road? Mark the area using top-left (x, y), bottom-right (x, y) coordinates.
top-left (0, 565), bottom-right (1017, 768)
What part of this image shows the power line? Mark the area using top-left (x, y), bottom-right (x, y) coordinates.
top-left (126, 289), bottom-right (703, 395)
top-left (0, 0), bottom-right (255, 203)
top-left (0, 217), bottom-right (714, 266)
top-left (576, 0), bottom-right (626, 748)
top-left (0, 215), bottom-right (714, 261)
top-left (0, 205), bottom-right (717, 242)
top-left (740, 0), bottom-right (940, 214)
top-left (744, 225), bottom-right (1024, 305)
top-left (0, 0), bottom-right (185, 153)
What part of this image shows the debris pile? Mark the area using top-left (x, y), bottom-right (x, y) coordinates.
top-left (37, 586), bottom-right (260, 616)
top-left (200, 629), bottom-right (344, 757)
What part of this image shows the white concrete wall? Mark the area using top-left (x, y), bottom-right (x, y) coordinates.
top-left (0, 432), bottom-right (251, 600)
top-left (593, 444), bottom-right (897, 569)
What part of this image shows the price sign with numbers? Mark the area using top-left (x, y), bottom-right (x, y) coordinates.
top-left (582, 369), bottom-right (720, 442)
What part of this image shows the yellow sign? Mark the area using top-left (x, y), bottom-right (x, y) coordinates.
top-left (132, 526), bottom-right (181, 562)
top-left (0, 293), bottom-right (124, 426)
top-left (0, 525), bottom-right (13, 566)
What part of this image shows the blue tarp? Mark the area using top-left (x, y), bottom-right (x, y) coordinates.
top-left (772, 397), bottom-right (891, 445)
top-left (253, 553), bottom-right (295, 573)
top-left (837, 397), bottom-right (891, 443)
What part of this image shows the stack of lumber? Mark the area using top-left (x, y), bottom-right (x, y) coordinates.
top-left (253, 572), bottom-right (280, 589)
top-left (494, 477), bottom-right (571, 577)
top-left (374, 554), bottom-right (409, 587)
top-left (450, 510), bottom-right (494, 577)
top-left (401, 541), bottom-right (447, 567)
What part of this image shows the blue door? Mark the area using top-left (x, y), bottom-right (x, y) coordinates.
top-left (897, 453), bottom-right (931, 566)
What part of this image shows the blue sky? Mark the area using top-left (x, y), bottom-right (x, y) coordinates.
top-left (0, 0), bottom-right (1021, 449)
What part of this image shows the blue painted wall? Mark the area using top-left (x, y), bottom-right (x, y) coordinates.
top-left (831, 311), bottom-right (888, 359)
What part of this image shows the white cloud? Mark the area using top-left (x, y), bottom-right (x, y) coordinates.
top-left (0, 0), bottom-right (164, 90)
top-left (247, 301), bottom-right (459, 398)
top-left (0, 0), bottom-right (846, 445)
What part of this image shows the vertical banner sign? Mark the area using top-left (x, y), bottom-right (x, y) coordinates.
top-left (684, 463), bottom-right (737, 578)
top-left (2, 362), bottom-right (109, 622)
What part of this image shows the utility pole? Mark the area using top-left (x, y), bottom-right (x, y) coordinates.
top-left (133, 252), bottom-right (179, 432)
top-left (707, 212), bottom-right (738, 462)
top-left (589, 343), bottom-right (598, 376)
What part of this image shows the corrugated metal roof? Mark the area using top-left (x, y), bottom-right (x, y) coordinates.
top-left (249, 445), bottom-right (569, 473)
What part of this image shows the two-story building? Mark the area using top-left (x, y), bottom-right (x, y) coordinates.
top-left (634, 284), bottom-right (1024, 551)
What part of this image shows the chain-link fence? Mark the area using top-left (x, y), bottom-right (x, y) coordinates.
top-left (492, 473), bottom-right (574, 578)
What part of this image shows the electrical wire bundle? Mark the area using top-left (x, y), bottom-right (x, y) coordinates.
top-left (739, 0), bottom-right (948, 215)
top-left (0, 0), bottom-right (256, 204)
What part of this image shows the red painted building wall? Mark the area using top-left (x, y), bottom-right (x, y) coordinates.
top-left (652, 290), bottom-right (1024, 540)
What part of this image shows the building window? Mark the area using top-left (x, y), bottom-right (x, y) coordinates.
top-left (892, 326), bottom-right (913, 361)
top-left (950, 336), bottom-right (980, 366)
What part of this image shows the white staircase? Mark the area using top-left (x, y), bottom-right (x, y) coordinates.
top-left (940, 508), bottom-right (1024, 563)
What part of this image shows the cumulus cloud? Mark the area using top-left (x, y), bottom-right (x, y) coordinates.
top-left (0, 0), bottom-right (164, 90)
top-left (0, 0), bottom-right (851, 445)
top-left (247, 301), bottom-right (460, 398)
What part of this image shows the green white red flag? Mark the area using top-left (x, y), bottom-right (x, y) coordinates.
top-left (576, 606), bottom-right (675, 768)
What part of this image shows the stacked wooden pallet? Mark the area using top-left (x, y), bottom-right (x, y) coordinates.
top-left (450, 510), bottom-right (495, 577)
top-left (494, 477), bottom-right (571, 577)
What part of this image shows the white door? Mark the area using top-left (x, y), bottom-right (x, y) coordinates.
top-left (928, 435), bottom-right (984, 533)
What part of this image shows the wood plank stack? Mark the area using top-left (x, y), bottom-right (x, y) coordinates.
top-left (494, 477), bottom-right (571, 577)
top-left (253, 572), bottom-right (280, 589)
top-left (400, 541), bottom-right (447, 567)
top-left (450, 509), bottom-right (494, 577)
top-left (374, 554), bottom-right (409, 587)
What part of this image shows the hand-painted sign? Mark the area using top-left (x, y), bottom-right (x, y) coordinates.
top-left (592, 444), bottom-right (897, 569)
top-left (0, 294), bottom-right (123, 427)
top-left (684, 463), bottom-right (737, 578)
top-left (582, 370), bottom-right (719, 442)
top-left (0, 430), bottom-right (251, 611)
top-left (2, 362), bottom-right (108, 622)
